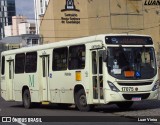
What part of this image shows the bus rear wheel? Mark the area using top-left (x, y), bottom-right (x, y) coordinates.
top-left (75, 89), bottom-right (91, 112)
top-left (23, 89), bottom-right (32, 109)
top-left (116, 101), bottom-right (133, 109)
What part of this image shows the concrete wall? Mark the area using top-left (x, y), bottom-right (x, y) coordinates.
top-left (40, 0), bottom-right (160, 52)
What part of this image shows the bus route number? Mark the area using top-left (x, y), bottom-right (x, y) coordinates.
top-left (122, 87), bottom-right (134, 92)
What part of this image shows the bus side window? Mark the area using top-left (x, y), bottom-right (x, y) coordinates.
top-left (68, 45), bottom-right (85, 70)
top-left (92, 51), bottom-right (97, 74)
top-left (99, 51), bottom-right (103, 74)
top-left (52, 47), bottom-right (68, 71)
top-left (15, 53), bottom-right (25, 74)
top-left (1, 56), bottom-right (5, 75)
top-left (25, 52), bottom-right (37, 73)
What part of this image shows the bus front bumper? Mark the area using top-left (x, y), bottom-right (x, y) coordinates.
top-left (104, 89), bottom-right (159, 103)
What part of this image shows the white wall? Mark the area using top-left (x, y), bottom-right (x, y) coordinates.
top-left (18, 23), bottom-right (30, 35)
top-left (34, 0), bottom-right (49, 34)
top-left (12, 16), bottom-right (27, 36)
top-left (4, 25), bottom-right (12, 37)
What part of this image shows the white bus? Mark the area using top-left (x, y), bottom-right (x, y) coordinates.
top-left (1, 34), bottom-right (159, 111)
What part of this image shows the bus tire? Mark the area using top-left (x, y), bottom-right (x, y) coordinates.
top-left (116, 101), bottom-right (133, 109)
top-left (23, 89), bottom-right (32, 109)
top-left (75, 89), bottom-right (91, 112)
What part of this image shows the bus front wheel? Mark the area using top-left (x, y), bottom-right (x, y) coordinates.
top-left (75, 89), bottom-right (91, 112)
top-left (23, 89), bottom-right (32, 109)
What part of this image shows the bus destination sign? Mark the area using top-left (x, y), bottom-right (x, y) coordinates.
top-left (105, 36), bottom-right (153, 45)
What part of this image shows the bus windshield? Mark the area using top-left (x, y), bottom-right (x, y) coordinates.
top-left (107, 47), bottom-right (157, 80)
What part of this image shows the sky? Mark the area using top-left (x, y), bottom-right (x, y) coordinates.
top-left (15, 0), bottom-right (35, 19)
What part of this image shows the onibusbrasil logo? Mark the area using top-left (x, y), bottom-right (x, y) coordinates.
top-left (2, 117), bottom-right (42, 123)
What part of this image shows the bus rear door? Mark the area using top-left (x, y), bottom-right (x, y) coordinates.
top-left (6, 59), bottom-right (14, 101)
top-left (40, 55), bottom-right (50, 102)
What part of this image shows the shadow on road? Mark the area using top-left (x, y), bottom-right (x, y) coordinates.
top-left (94, 100), bottom-right (160, 113)
top-left (9, 100), bottom-right (160, 113)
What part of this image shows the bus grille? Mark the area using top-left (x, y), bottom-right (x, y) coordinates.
top-left (118, 82), bottom-right (152, 86)
top-left (122, 93), bottom-right (150, 100)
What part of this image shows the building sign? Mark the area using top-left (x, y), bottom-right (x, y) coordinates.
top-left (61, 0), bottom-right (80, 24)
top-left (144, 0), bottom-right (160, 5)
top-left (61, 0), bottom-right (80, 12)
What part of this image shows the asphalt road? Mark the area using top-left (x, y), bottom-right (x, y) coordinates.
top-left (0, 93), bottom-right (160, 125)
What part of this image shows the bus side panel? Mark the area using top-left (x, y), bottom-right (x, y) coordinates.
top-left (50, 71), bottom-right (75, 103)
top-left (50, 71), bottom-right (90, 104)
top-left (14, 73), bottom-right (27, 101)
top-left (29, 74), bottom-right (40, 102)
top-left (14, 74), bottom-right (40, 102)
top-left (1, 60), bottom-right (7, 100)
top-left (1, 76), bottom-right (7, 100)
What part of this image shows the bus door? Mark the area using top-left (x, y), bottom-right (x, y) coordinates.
top-left (91, 50), bottom-right (104, 103)
top-left (40, 55), bottom-right (50, 101)
top-left (7, 60), bottom-right (14, 100)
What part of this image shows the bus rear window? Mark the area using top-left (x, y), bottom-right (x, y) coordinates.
top-left (1, 56), bottom-right (5, 75)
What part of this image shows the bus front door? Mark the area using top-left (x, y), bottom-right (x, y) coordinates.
top-left (91, 50), bottom-right (104, 103)
top-left (40, 56), bottom-right (50, 101)
top-left (7, 60), bottom-right (14, 101)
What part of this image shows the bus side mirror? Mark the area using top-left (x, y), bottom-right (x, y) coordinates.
top-left (103, 51), bottom-right (108, 62)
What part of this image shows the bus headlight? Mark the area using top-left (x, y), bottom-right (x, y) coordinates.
top-left (108, 81), bottom-right (120, 92)
top-left (152, 80), bottom-right (159, 91)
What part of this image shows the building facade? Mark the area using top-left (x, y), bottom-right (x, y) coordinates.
top-left (0, 0), bottom-right (16, 39)
top-left (39, 0), bottom-right (160, 53)
top-left (34, 0), bottom-right (49, 34)
top-left (4, 16), bottom-right (36, 37)
top-left (18, 22), bottom-right (36, 35)
top-left (0, 34), bottom-right (42, 62)
top-left (0, 34), bottom-right (42, 49)
top-left (12, 16), bottom-right (27, 36)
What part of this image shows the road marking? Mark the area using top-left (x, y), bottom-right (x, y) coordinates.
top-left (17, 121), bottom-right (26, 125)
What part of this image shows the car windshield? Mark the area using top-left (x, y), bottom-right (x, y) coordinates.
top-left (107, 47), bottom-right (157, 79)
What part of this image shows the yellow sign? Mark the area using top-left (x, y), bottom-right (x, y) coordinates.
top-left (76, 71), bottom-right (81, 81)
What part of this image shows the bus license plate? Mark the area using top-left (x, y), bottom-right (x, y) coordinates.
top-left (132, 97), bottom-right (141, 101)
top-left (122, 87), bottom-right (134, 92)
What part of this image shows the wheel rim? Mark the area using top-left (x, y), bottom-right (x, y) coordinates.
top-left (79, 95), bottom-right (87, 106)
